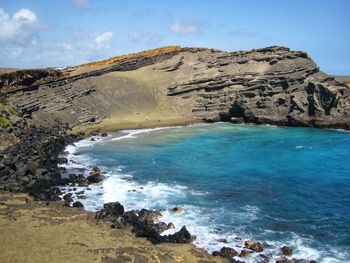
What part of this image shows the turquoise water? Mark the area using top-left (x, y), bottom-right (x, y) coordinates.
top-left (64, 123), bottom-right (350, 262)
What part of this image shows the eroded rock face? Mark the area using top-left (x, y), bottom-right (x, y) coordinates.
top-left (167, 46), bottom-right (350, 129)
top-left (2, 46), bottom-right (349, 130)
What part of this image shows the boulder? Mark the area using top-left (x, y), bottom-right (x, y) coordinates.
top-left (281, 245), bottom-right (293, 256)
top-left (162, 226), bottom-right (195, 243)
top-left (220, 247), bottom-right (238, 257)
top-left (57, 157), bottom-right (68, 164)
top-left (72, 201), bottom-right (84, 208)
top-left (86, 166), bottom-right (103, 183)
top-left (101, 132), bottom-right (108, 137)
top-left (62, 193), bottom-right (73, 206)
top-left (244, 240), bottom-right (264, 252)
top-left (95, 202), bottom-right (125, 221)
top-left (212, 247), bottom-right (238, 258)
top-left (239, 249), bottom-right (252, 258)
top-left (169, 207), bottom-right (184, 213)
top-left (138, 209), bottom-right (162, 222)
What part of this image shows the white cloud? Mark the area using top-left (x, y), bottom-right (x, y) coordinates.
top-left (73, 0), bottom-right (90, 9)
top-left (170, 19), bottom-right (202, 35)
top-left (95, 31), bottom-right (113, 44)
top-left (94, 31), bottom-right (113, 50)
top-left (13, 8), bottom-right (37, 23)
top-left (0, 8), bottom-right (39, 41)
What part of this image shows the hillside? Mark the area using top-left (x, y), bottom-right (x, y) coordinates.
top-left (1, 46), bottom-right (349, 131)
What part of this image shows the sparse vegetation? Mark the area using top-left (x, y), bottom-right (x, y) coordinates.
top-left (0, 102), bottom-right (18, 127)
top-left (0, 116), bottom-right (12, 127)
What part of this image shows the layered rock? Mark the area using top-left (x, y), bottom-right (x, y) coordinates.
top-left (1, 45), bottom-right (349, 130)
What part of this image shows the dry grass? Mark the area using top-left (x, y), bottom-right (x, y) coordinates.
top-left (67, 46), bottom-right (182, 72)
top-left (0, 192), bottom-right (227, 263)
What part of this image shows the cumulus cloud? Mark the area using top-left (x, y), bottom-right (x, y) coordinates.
top-left (170, 19), bottom-right (202, 35)
top-left (73, 0), bottom-right (90, 9)
top-left (0, 8), bottom-right (39, 42)
top-left (94, 31), bottom-right (114, 50)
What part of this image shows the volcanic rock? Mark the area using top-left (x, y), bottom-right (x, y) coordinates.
top-left (245, 240), bottom-right (264, 252)
top-left (281, 245), bottom-right (293, 256)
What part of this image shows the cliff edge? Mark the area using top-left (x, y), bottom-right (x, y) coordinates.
top-left (1, 45), bottom-right (349, 130)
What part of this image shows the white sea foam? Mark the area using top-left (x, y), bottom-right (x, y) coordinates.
top-left (58, 126), bottom-right (348, 263)
top-left (295, 145), bottom-right (312, 150)
top-left (111, 126), bottom-right (185, 141)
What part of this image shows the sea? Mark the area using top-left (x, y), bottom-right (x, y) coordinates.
top-left (59, 123), bottom-right (350, 262)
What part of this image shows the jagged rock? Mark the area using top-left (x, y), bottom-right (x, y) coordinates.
top-left (57, 157), bottom-right (68, 164)
top-left (212, 246), bottom-right (238, 258)
top-left (95, 202), bottom-right (125, 221)
top-left (239, 249), bottom-right (252, 258)
top-left (244, 240), bottom-right (264, 252)
top-left (86, 166), bottom-right (103, 183)
top-left (162, 226), bottom-right (195, 243)
top-left (138, 208), bottom-right (162, 222)
top-left (2, 46), bottom-right (348, 130)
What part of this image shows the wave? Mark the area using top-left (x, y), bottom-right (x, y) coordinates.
top-left (58, 126), bottom-right (350, 263)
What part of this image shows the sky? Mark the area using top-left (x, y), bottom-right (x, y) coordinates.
top-left (0, 0), bottom-right (349, 74)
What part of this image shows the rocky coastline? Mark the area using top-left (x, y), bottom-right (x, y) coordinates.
top-left (1, 45), bottom-right (349, 262)
top-left (52, 131), bottom-right (319, 263)
top-left (0, 117), bottom-right (319, 262)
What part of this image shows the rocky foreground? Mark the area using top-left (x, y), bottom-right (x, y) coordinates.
top-left (0, 192), bottom-right (226, 263)
top-left (0, 45), bottom-right (348, 262)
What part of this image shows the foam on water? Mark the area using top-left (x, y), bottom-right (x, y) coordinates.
top-left (59, 124), bottom-right (350, 263)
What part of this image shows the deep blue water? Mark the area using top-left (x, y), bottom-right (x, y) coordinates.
top-left (64, 123), bottom-right (350, 262)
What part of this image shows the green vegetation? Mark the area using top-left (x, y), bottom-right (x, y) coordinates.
top-left (0, 103), bottom-right (18, 117)
top-left (0, 116), bottom-right (11, 127)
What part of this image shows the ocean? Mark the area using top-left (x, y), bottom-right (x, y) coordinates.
top-left (60, 123), bottom-right (350, 262)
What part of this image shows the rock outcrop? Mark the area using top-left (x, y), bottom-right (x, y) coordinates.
top-left (1, 45), bottom-right (348, 130)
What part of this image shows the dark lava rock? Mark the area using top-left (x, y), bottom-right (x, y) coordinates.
top-left (212, 246), bottom-right (238, 258)
top-left (281, 245), bottom-right (293, 256)
top-left (57, 157), bottom-right (68, 164)
top-left (100, 132), bottom-right (108, 137)
top-left (169, 207), bottom-right (184, 213)
top-left (86, 166), bottom-right (103, 183)
top-left (138, 208), bottom-right (162, 222)
top-left (62, 193), bottom-right (73, 206)
top-left (95, 204), bottom-right (194, 244)
top-left (162, 226), bottom-right (195, 243)
top-left (0, 118), bottom-right (83, 200)
top-left (239, 249), bottom-right (252, 258)
top-left (72, 201), bottom-right (84, 208)
top-left (95, 202), bottom-right (125, 221)
top-left (245, 240), bottom-right (264, 252)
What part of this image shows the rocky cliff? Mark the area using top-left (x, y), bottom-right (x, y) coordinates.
top-left (1, 45), bottom-right (349, 130)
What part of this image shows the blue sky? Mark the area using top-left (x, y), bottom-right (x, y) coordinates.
top-left (0, 0), bottom-right (349, 74)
